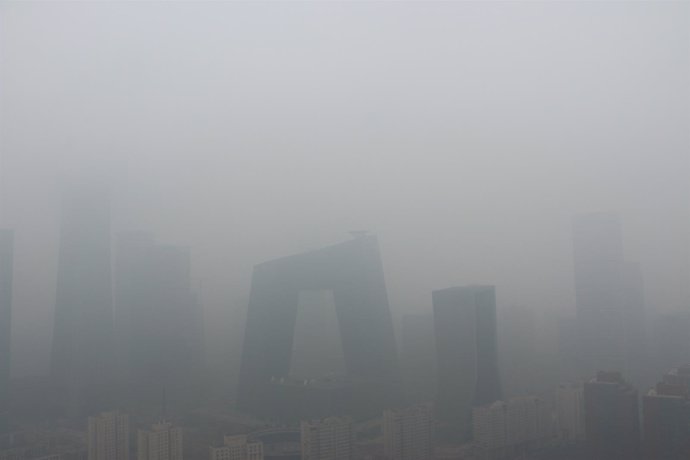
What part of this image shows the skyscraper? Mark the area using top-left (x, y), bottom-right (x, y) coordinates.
top-left (0, 230), bottom-right (13, 433)
top-left (51, 186), bottom-right (115, 416)
top-left (300, 417), bottom-right (354, 460)
top-left (237, 235), bottom-right (400, 419)
top-left (642, 365), bottom-right (690, 459)
top-left (433, 285), bottom-right (502, 441)
top-left (400, 314), bottom-right (436, 403)
top-left (114, 232), bottom-right (204, 412)
top-left (572, 213), bottom-right (646, 379)
top-left (383, 403), bottom-right (434, 460)
top-left (584, 371), bottom-right (640, 460)
top-left (88, 411), bottom-right (130, 460)
top-left (137, 422), bottom-right (182, 460)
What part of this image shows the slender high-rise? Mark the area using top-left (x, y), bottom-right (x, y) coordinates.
top-left (51, 186), bottom-right (115, 415)
top-left (0, 230), bottom-right (13, 432)
top-left (573, 213), bottom-right (646, 380)
top-left (433, 285), bottom-right (502, 441)
top-left (400, 314), bottom-right (436, 403)
top-left (114, 232), bottom-right (204, 412)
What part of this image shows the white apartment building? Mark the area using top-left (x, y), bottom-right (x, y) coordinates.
top-left (300, 417), bottom-right (353, 460)
top-left (137, 422), bottom-right (182, 460)
top-left (209, 435), bottom-right (263, 460)
top-left (555, 383), bottom-right (585, 441)
top-left (383, 403), bottom-right (433, 460)
top-left (88, 412), bottom-right (130, 460)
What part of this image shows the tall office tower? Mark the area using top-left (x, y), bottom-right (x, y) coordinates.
top-left (584, 371), bottom-right (640, 460)
top-left (88, 412), bottom-right (130, 460)
top-left (114, 233), bottom-right (204, 411)
top-left (432, 285), bottom-right (502, 441)
top-left (137, 422), bottom-right (182, 460)
top-left (572, 213), bottom-right (646, 379)
top-left (555, 383), bottom-right (585, 441)
top-left (112, 232), bottom-right (156, 382)
top-left (400, 314), bottom-right (436, 403)
top-left (642, 365), bottom-right (690, 459)
top-left (383, 403), bottom-right (433, 460)
top-left (300, 417), bottom-right (354, 460)
top-left (237, 235), bottom-right (400, 419)
top-left (209, 435), bottom-right (264, 460)
top-left (0, 230), bottom-right (13, 433)
top-left (51, 186), bottom-right (115, 415)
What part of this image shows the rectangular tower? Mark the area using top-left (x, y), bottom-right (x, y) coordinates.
top-left (88, 411), bottom-right (130, 460)
top-left (383, 403), bottom-right (433, 460)
top-left (51, 186), bottom-right (115, 416)
top-left (433, 285), bottom-right (502, 441)
top-left (114, 233), bottom-right (204, 412)
top-left (400, 314), bottom-right (436, 404)
top-left (137, 422), bottom-right (182, 460)
top-left (584, 371), bottom-right (640, 459)
top-left (300, 417), bottom-right (354, 460)
top-left (0, 230), bottom-right (13, 433)
top-left (572, 213), bottom-right (646, 379)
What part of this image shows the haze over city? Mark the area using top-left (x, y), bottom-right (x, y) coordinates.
top-left (0, 2), bottom-right (688, 460)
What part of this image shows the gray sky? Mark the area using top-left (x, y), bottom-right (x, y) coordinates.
top-left (1, 1), bottom-right (688, 377)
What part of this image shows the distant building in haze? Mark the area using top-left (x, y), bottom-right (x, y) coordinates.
top-left (137, 422), bottom-right (182, 460)
top-left (51, 186), bottom-right (115, 416)
top-left (473, 396), bottom-right (552, 459)
top-left (400, 314), bottom-right (436, 403)
top-left (237, 236), bottom-right (400, 420)
top-left (555, 383), bottom-right (585, 441)
top-left (300, 417), bottom-right (354, 460)
top-left (383, 403), bottom-right (433, 460)
top-left (433, 285), bottom-right (502, 441)
top-left (643, 365), bottom-right (690, 459)
top-left (114, 232), bottom-right (204, 412)
top-left (0, 230), bottom-right (13, 433)
top-left (88, 411), bottom-right (130, 460)
top-left (584, 371), bottom-right (640, 459)
top-left (572, 213), bottom-right (646, 381)
top-left (209, 435), bottom-right (263, 460)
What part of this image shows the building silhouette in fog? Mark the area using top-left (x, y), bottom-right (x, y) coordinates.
top-left (383, 403), bottom-right (434, 460)
top-left (584, 371), bottom-right (640, 459)
top-left (643, 365), bottom-right (690, 459)
top-left (88, 411), bottom-right (130, 460)
top-left (432, 285), bottom-right (502, 441)
top-left (300, 417), bottom-right (354, 460)
top-left (400, 314), bottom-right (436, 404)
top-left (0, 230), bottom-right (13, 433)
top-left (114, 232), bottom-right (204, 412)
top-left (51, 186), bottom-right (115, 416)
top-left (473, 396), bottom-right (552, 458)
top-left (572, 213), bottom-right (646, 380)
top-left (237, 235), bottom-right (400, 419)
top-left (555, 383), bottom-right (585, 441)
top-left (209, 435), bottom-right (264, 460)
top-left (138, 422), bottom-right (182, 460)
